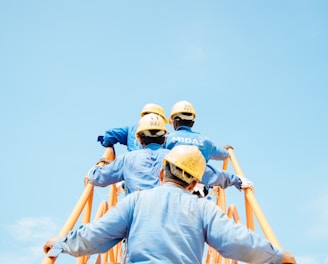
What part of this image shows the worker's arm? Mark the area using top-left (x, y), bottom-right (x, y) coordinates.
top-left (43, 193), bottom-right (137, 258)
top-left (201, 164), bottom-right (254, 191)
top-left (87, 157), bottom-right (124, 187)
top-left (98, 126), bottom-right (130, 147)
top-left (202, 200), bottom-right (284, 263)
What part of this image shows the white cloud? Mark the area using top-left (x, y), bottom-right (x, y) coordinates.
top-left (0, 254), bottom-right (36, 264)
top-left (0, 245), bottom-right (46, 264)
top-left (0, 216), bottom-right (62, 264)
top-left (7, 216), bottom-right (59, 242)
top-left (296, 255), bottom-right (328, 264)
top-left (0, 241), bottom-right (45, 264)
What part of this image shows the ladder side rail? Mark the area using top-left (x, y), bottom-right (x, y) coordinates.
top-left (227, 148), bottom-right (282, 249)
top-left (42, 148), bottom-right (115, 264)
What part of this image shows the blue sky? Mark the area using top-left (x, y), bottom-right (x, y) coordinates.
top-left (1, 1), bottom-right (327, 263)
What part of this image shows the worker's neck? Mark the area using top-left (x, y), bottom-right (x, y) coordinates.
top-left (163, 180), bottom-right (188, 190)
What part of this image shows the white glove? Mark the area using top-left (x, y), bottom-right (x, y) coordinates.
top-left (240, 177), bottom-right (255, 192)
top-left (193, 183), bottom-right (205, 197)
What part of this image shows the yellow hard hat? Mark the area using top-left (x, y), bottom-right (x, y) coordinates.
top-left (169, 100), bottom-right (196, 124)
top-left (163, 145), bottom-right (206, 183)
top-left (140, 103), bottom-right (168, 124)
top-left (136, 113), bottom-right (168, 137)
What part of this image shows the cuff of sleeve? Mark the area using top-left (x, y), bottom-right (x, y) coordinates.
top-left (101, 142), bottom-right (114, 147)
top-left (273, 246), bottom-right (284, 264)
top-left (233, 176), bottom-right (242, 190)
top-left (47, 241), bottom-right (64, 257)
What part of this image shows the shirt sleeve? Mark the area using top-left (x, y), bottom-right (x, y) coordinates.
top-left (88, 156), bottom-right (125, 187)
top-left (47, 193), bottom-right (138, 258)
top-left (103, 126), bottom-right (130, 147)
top-left (202, 200), bottom-right (283, 264)
top-left (209, 145), bottom-right (230, 161)
top-left (201, 164), bottom-right (241, 189)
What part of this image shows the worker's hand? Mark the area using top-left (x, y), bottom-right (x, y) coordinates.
top-left (192, 183), bottom-right (208, 198)
top-left (96, 157), bottom-right (112, 166)
top-left (43, 236), bottom-right (61, 254)
top-left (281, 250), bottom-right (297, 263)
top-left (224, 145), bottom-right (234, 150)
top-left (239, 177), bottom-right (255, 192)
top-left (84, 176), bottom-right (89, 185)
top-left (116, 181), bottom-right (125, 195)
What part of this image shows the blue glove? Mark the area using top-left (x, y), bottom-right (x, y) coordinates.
top-left (97, 135), bottom-right (113, 147)
top-left (97, 135), bottom-right (104, 143)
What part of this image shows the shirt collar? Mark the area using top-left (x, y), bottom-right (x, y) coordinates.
top-left (144, 143), bottom-right (164, 150)
top-left (176, 126), bottom-right (192, 132)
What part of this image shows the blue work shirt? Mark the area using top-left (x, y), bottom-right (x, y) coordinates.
top-left (89, 152), bottom-right (241, 193)
top-left (88, 143), bottom-right (169, 194)
top-left (89, 142), bottom-right (241, 193)
top-left (164, 126), bottom-right (229, 162)
top-left (48, 184), bottom-right (283, 264)
top-left (102, 124), bottom-right (142, 151)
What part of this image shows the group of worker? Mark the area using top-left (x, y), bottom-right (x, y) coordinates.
top-left (90, 100), bottom-right (253, 196)
top-left (43, 100), bottom-right (297, 263)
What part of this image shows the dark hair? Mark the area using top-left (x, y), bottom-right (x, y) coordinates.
top-left (174, 118), bottom-right (194, 128)
top-left (139, 135), bottom-right (166, 145)
top-left (163, 163), bottom-right (190, 188)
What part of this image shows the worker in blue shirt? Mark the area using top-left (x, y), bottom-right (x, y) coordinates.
top-left (44, 145), bottom-right (296, 264)
top-left (97, 103), bottom-right (168, 151)
top-left (164, 100), bottom-right (241, 196)
top-left (89, 113), bottom-right (169, 194)
top-left (164, 100), bottom-right (230, 162)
